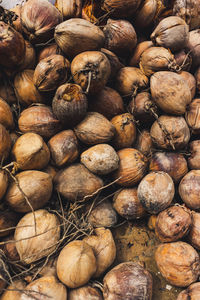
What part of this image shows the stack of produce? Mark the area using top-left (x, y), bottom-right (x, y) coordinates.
top-left (0, 0), bottom-right (199, 299)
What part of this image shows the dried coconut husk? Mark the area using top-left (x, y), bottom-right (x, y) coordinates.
top-left (195, 66), bottom-right (200, 94)
top-left (151, 16), bottom-right (189, 51)
top-left (54, 18), bottom-right (105, 58)
top-left (48, 130), bottom-right (79, 168)
top-left (101, 48), bottom-right (124, 81)
top-left (103, 19), bottom-right (137, 57)
top-left (135, 129), bottom-right (153, 157)
top-left (150, 115), bottom-right (190, 150)
top-left (33, 54), bottom-right (70, 92)
top-left (14, 209), bottom-right (60, 264)
top-left (110, 113), bottom-right (137, 149)
top-left (88, 86), bottom-right (124, 120)
top-left (116, 67), bottom-right (148, 98)
top-left (150, 71), bottom-right (192, 115)
top-left (174, 49), bottom-right (192, 71)
top-left (103, 262), bottom-right (153, 300)
top-left (21, 0), bottom-right (61, 44)
top-left (0, 21), bottom-right (25, 69)
top-left (188, 140), bottom-right (200, 169)
top-left (1, 234), bottom-right (19, 261)
top-left (139, 47), bottom-right (178, 76)
top-left (177, 282), bottom-right (200, 300)
top-left (14, 70), bottom-right (45, 106)
top-left (55, 0), bottom-right (82, 19)
top-left (0, 97), bottom-right (14, 130)
top-left (186, 30), bottom-right (200, 69)
top-left (179, 70), bottom-right (196, 99)
top-left (173, 0), bottom-right (200, 30)
top-left (68, 285), bottom-right (103, 300)
top-left (0, 124), bottom-right (12, 162)
top-left (71, 51), bottom-right (111, 95)
top-left (0, 210), bottom-right (19, 237)
top-left (0, 170), bottom-right (8, 201)
top-left (185, 98), bottom-right (200, 134)
top-left (18, 40), bottom-right (36, 71)
top-left (10, 5), bottom-right (22, 33)
top-left (0, 80), bottom-right (17, 105)
top-left (101, 0), bottom-right (142, 18)
top-left (18, 105), bottom-right (62, 139)
top-left (12, 132), bottom-right (50, 170)
top-left (87, 199), bottom-right (118, 228)
top-left (155, 241), bottom-right (200, 287)
top-left (54, 163), bottom-right (104, 202)
top-left (74, 112), bottom-right (115, 145)
top-left (37, 44), bottom-right (60, 62)
top-left (0, 279), bottom-right (26, 300)
top-left (155, 205), bottom-right (192, 242)
top-left (129, 40), bottom-right (153, 67)
top-left (5, 170), bottom-right (53, 213)
top-left (84, 227), bottom-right (116, 278)
top-left (113, 148), bottom-right (148, 187)
top-left (188, 211), bottom-right (200, 250)
top-left (179, 170), bottom-right (200, 210)
top-left (113, 187), bottom-right (146, 220)
top-left (52, 83), bottom-right (88, 128)
top-left (149, 152), bottom-right (188, 183)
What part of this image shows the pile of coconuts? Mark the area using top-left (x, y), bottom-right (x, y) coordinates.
top-left (0, 0), bottom-right (200, 299)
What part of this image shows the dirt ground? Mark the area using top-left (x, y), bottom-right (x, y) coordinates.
top-left (112, 219), bottom-right (183, 300)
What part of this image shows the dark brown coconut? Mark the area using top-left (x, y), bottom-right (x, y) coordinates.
top-left (188, 140), bottom-right (200, 169)
top-left (52, 83), bottom-right (88, 128)
top-left (173, 0), bottom-right (200, 30)
top-left (188, 211), bottom-right (200, 250)
top-left (185, 98), bottom-right (200, 134)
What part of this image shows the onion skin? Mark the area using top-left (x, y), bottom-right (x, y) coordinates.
top-left (103, 19), bottom-right (137, 57)
top-left (177, 282), bottom-right (200, 300)
top-left (21, 0), bottom-right (61, 44)
top-left (150, 71), bottom-right (192, 115)
top-left (56, 240), bottom-right (97, 288)
top-left (54, 163), bottom-right (104, 202)
top-left (54, 18), bottom-right (105, 58)
top-left (14, 209), bottom-right (60, 264)
top-left (48, 130), bottom-right (79, 168)
top-left (5, 170), bottom-right (53, 213)
top-left (137, 171), bottom-right (175, 214)
top-left (71, 51), bottom-right (111, 94)
top-left (12, 132), bottom-right (50, 170)
top-left (52, 83), bottom-right (88, 128)
top-left (18, 105), bottom-right (62, 139)
top-left (103, 262), bottom-right (153, 300)
top-left (0, 21), bottom-right (25, 69)
top-left (179, 170), bottom-right (200, 210)
top-left (149, 152), bottom-right (188, 183)
top-left (155, 205), bottom-right (192, 242)
top-left (150, 115), bottom-right (190, 150)
top-left (155, 241), bottom-right (200, 287)
top-left (151, 16), bottom-right (189, 51)
top-left (113, 148), bottom-right (148, 187)
top-left (113, 188), bottom-right (146, 220)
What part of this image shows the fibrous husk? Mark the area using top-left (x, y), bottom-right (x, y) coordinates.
top-left (55, 0), bottom-right (82, 19)
top-left (14, 209), bottom-right (60, 264)
top-left (177, 282), bottom-right (200, 300)
top-left (173, 0), bottom-right (200, 30)
top-left (68, 285), bottom-right (103, 300)
top-left (101, 0), bottom-right (142, 18)
top-left (185, 98), bottom-right (200, 134)
top-left (0, 97), bottom-right (14, 130)
top-left (150, 71), bottom-right (192, 115)
top-left (54, 163), bottom-right (104, 202)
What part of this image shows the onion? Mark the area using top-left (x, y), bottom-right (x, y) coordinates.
top-left (84, 227), bottom-right (116, 278)
top-left (14, 209), bottom-right (60, 264)
top-left (21, 0), bottom-right (61, 44)
top-left (56, 240), bottom-right (97, 288)
top-left (54, 18), bottom-right (105, 58)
